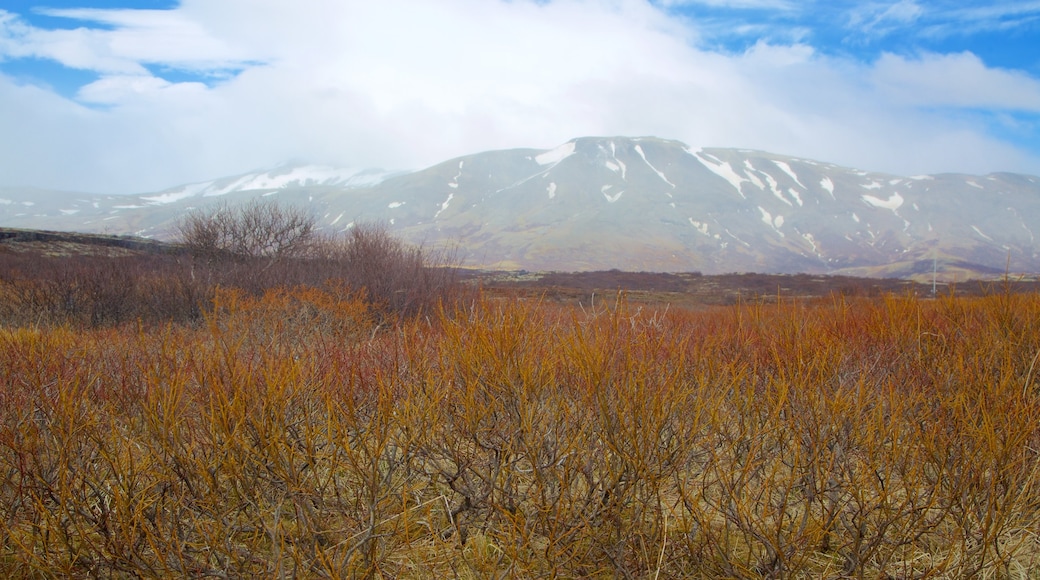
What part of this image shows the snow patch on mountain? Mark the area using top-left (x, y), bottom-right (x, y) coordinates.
top-left (772, 160), bottom-right (806, 190)
top-left (862, 192), bottom-right (904, 211)
top-left (763, 173), bottom-right (791, 206)
top-left (802, 232), bottom-right (819, 254)
top-left (696, 150), bottom-right (721, 164)
top-left (820, 177), bottom-right (835, 199)
top-left (725, 228), bottom-right (752, 247)
top-left (692, 149), bottom-right (747, 198)
top-left (743, 162), bottom-right (766, 190)
top-left (143, 184), bottom-right (209, 205)
top-left (635, 145), bottom-right (675, 188)
top-left (758, 207), bottom-right (784, 235)
top-left (750, 175), bottom-right (770, 192)
top-left (971, 225), bottom-right (993, 242)
top-left (141, 166), bottom-right (394, 204)
top-left (448, 161), bottom-right (464, 189)
top-left (535, 141), bottom-right (576, 166)
top-left (603, 186), bottom-right (624, 203)
top-left (232, 166), bottom-right (378, 191)
top-left (434, 193), bottom-right (454, 219)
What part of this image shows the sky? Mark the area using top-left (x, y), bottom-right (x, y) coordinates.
top-left (0, 0), bottom-right (1039, 194)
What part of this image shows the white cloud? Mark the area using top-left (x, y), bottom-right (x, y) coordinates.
top-left (848, 1), bottom-right (1040, 38)
top-left (0, 0), bottom-right (1038, 194)
top-left (942, 1), bottom-right (1040, 29)
top-left (849, 0), bottom-right (924, 34)
top-left (31, 7), bottom-right (256, 72)
top-left (871, 52), bottom-right (1040, 110)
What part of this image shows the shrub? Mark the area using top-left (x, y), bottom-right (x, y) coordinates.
top-left (316, 222), bottom-right (461, 317)
top-left (176, 201), bottom-right (461, 318)
top-left (0, 253), bottom-right (206, 328)
top-left (2, 289), bottom-right (1040, 576)
top-left (178, 199), bottom-right (319, 262)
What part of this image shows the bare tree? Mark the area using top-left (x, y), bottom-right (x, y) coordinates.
top-left (177, 200), bottom-right (319, 262)
top-left (178, 203), bottom-right (460, 315)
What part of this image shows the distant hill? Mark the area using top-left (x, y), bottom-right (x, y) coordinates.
top-left (3, 136), bottom-right (1039, 277)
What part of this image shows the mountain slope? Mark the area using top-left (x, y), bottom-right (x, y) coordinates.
top-left (2, 137), bottom-right (1039, 275)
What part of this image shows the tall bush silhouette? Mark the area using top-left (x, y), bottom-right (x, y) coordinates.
top-left (178, 200), bottom-right (319, 262)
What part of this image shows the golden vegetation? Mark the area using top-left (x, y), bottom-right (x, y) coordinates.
top-left (1, 208), bottom-right (1039, 577)
top-left (1, 277), bottom-right (1039, 577)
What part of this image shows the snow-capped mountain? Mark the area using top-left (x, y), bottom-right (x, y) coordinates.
top-left (0, 163), bottom-right (399, 238)
top-left (139, 164), bottom-right (399, 205)
top-left (2, 137), bottom-right (1039, 277)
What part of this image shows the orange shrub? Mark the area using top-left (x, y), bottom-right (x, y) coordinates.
top-left (0, 289), bottom-right (1039, 577)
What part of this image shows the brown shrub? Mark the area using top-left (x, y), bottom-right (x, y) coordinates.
top-left (178, 199), bottom-right (319, 262)
top-left (2, 290), bottom-right (1039, 577)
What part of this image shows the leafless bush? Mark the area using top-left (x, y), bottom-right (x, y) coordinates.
top-left (0, 253), bottom-right (207, 327)
top-left (0, 205), bottom-right (461, 329)
top-left (178, 200), bottom-right (318, 262)
top-left (317, 222), bottom-right (461, 317)
top-left (177, 202), bottom-right (461, 317)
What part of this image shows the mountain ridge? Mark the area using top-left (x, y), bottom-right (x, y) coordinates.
top-left (2, 136), bottom-right (1039, 277)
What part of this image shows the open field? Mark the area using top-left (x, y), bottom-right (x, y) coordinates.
top-left (2, 230), bottom-right (1040, 577)
top-left (467, 268), bottom-right (1040, 308)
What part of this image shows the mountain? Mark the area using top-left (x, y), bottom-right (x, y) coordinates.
top-left (2, 136), bottom-right (1039, 277)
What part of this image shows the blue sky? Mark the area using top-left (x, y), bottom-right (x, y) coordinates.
top-left (1, 0), bottom-right (1039, 194)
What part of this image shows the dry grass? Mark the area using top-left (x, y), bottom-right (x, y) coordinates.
top-left (1, 277), bottom-right (1040, 577)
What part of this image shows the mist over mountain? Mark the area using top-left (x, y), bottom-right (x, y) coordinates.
top-left (2, 137), bottom-right (1038, 277)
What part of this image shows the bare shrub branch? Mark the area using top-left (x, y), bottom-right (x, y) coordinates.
top-left (316, 222), bottom-right (461, 317)
top-left (177, 200), bottom-right (318, 262)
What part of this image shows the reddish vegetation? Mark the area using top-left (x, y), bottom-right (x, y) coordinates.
top-left (1, 230), bottom-right (1040, 577)
top-left (469, 268), bottom-right (1040, 308)
top-left (0, 225), bottom-right (459, 326)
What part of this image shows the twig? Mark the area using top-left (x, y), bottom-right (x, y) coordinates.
top-left (1024, 349), bottom-right (1040, 398)
top-left (654, 510), bottom-right (668, 580)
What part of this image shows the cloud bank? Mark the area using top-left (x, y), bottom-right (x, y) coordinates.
top-left (0, 0), bottom-right (1039, 193)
